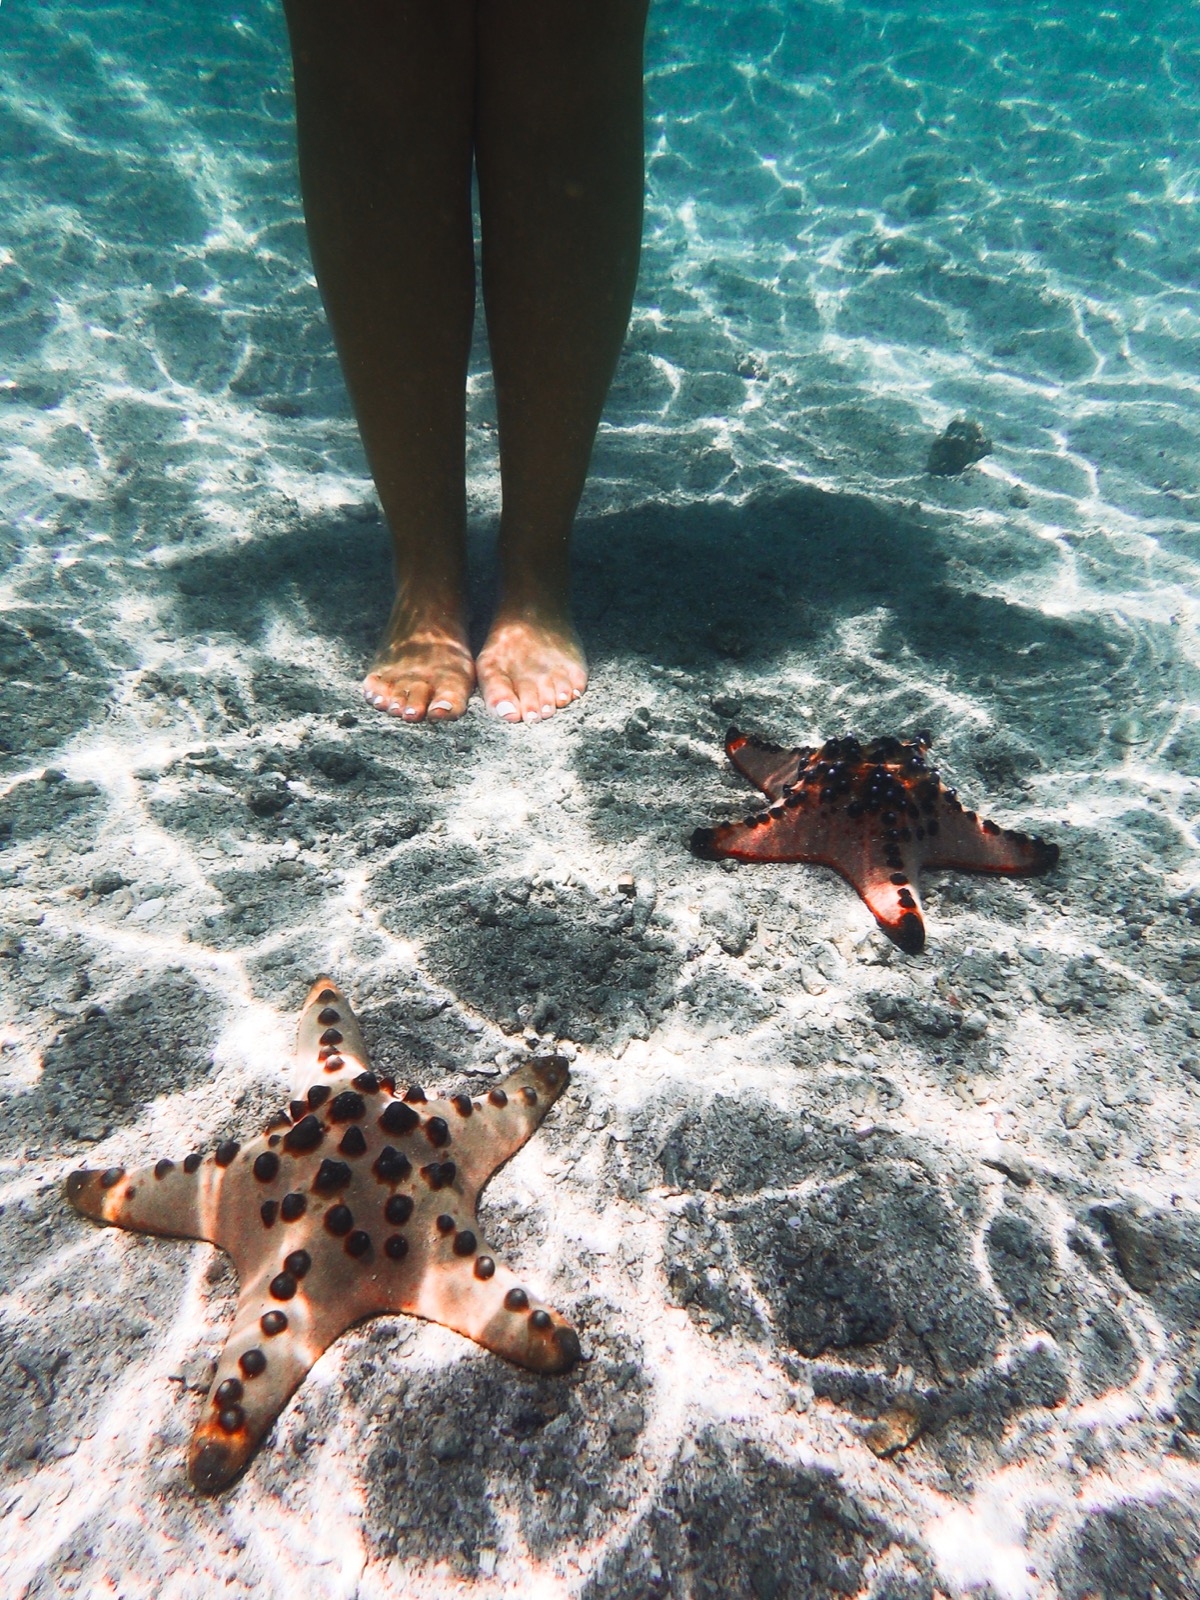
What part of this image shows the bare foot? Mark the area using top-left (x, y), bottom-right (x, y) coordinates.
top-left (476, 608), bottom-right (587, 724)
top-left (362, 597), bottom-right (475, 722)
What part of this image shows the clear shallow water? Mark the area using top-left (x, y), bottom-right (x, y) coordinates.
top-left (2, 2), bottom-right (1199, 761)
top-left (4, 6), bottom-right (1200, 1598)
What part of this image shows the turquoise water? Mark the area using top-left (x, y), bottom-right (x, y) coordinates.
top-left (4, 6), bottom-right (1200, 1598)
top-left (3, 1), bottom-right (1198, 526)
top-left (3, 1), bottom-right (1199, 761)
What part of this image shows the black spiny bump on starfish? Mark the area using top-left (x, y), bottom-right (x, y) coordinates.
top-left (373, 1146), bottom-right (412, 1184)
top-left (284, 1115), bottom-right (323, 1154)
top-left (330, 1091), bottom-right (365, 1123)
top-left (253, 1152), bottom-right (280, 1183)
top-left (379, 1102), bottom-right (419, 1136)
top-left (313, 1159), bottom-right (351, 1194)
top-left (325, 1205), bottom-right (354, 1237)
top-left (338, 1126), bottom-right (367, 1158)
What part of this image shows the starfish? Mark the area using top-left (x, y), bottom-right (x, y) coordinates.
top-left (65, 978), bottom-right (580, 1493)
top-left (690, 729), bottom-right (1059, 954)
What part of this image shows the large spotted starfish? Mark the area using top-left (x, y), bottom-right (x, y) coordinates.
top-left (66, 979), bottom-right (579, 1492)
top-left (691, 730), bottom-right (1059, 953)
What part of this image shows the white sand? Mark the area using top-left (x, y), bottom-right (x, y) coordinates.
top-left (2, 1), bottom-right (1200, 1596)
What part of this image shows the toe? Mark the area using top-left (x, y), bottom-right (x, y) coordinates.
top-left (364, 673), bottom-right (403, 716)
top-left (485, 672), bottom-right (521, 721)
top-left (427, 678), bottom-right (468, 721)
top-left (516, 675), bottom-right (547, 724)
top-left (402, 681), bottom-right (432, 722)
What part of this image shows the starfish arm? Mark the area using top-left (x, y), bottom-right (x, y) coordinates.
top-left (725, 728), bottom-right (811, 801)
top-left (188, 1267), bottom-right (348, 1493)
top-left (923, 804), bottom-right (1060, 877)
top-left (690, 798), bottom-right (816, 864)
top-left (66, 1156), bottom-right (219, 1245)
top-left (844, 840), bottom-right (927, 955)
top-left (445, 1055), bottom-right (571, 1192)
top-left (408, 1247), bottom-right (580, 1374)
top-left (690, 818), bottom-right (771, 862)
top-left (690, 799), bottom-right (930, 951)
top-left (291, 975), bottom-right (371, 1095)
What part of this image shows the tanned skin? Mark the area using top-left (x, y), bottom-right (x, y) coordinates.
top-left (283, 0), bottom-right (648, 722)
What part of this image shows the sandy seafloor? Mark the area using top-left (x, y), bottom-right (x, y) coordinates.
top-left (2, 0), bottom-right (1200, 1595)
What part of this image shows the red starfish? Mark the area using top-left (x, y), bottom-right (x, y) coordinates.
top-left (691, 730), bottom-right (1059, 954)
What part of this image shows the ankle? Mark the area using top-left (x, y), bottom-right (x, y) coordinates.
top-left (493, 577), bottom-right (574, 625)
top-left (390, 585), bottom-right (469, 634)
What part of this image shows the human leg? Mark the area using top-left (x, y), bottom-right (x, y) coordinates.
top-left (284, 0), bottom-right (478, 721)
top-left (473, 0), bottom-right (649, 722)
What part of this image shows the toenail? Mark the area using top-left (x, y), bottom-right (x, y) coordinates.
top-left (523, 711), bottom-right (541, 724)
top-left (541, 704), bottom-right (554, 717)
top-left (373, 695), bottom-right (387, 708)
top-left (430, 700), bottom-right (453, 713)
top-left (494, 700), bottom-right (518, 718)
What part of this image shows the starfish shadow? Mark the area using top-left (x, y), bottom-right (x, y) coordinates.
top-left (356, 1315), bottom-right (648, 1569)
top-left (0, 969), bottom-right (222, 1160)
